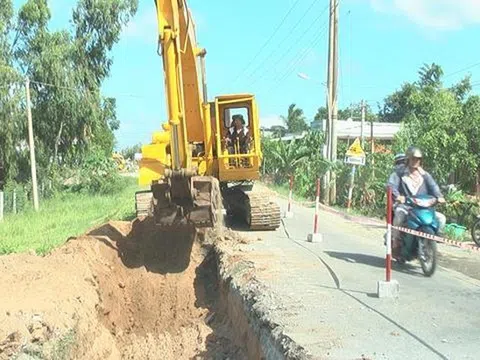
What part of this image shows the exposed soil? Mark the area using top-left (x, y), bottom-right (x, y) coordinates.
top-left (0, 218), bottom-right (253, 360)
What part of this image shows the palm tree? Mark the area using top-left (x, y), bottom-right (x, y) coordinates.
top-left (270, 138), bottom-right (309, 183)
top-left (281, 104), bottom-right (308, 134)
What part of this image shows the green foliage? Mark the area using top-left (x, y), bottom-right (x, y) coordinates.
top-left (70, 148), bottom-right (127, 195)
top-left (0, 177), bottom-right (138, 255)
top-left (263, 65), bottom-right (480, 231)
top-left (0, 0), bottom-right (138, 188)
top-left (281, 103), bottom-right (308, 133)
top-left (121, 142), bottom-right (142, 160)
top-left (262, 136), bottom-right (310, 183)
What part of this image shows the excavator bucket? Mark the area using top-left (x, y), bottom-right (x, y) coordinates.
top-left (143, 174), bottom-right (220, 229)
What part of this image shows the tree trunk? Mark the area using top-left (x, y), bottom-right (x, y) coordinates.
top-left (54, 121), bottom-right (64, 164)
top-left (476, 167), bottom-right (480, 200)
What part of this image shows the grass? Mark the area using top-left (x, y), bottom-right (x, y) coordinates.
top-left (0, 177), bottom-right (142, 255)
top-left (266, 182), bottom-right (312, 204)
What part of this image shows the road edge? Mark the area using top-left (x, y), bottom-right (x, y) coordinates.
top-left (214, 241), bottom-right (313, 360)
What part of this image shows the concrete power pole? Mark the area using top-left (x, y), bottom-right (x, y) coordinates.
top-left (323, 0), bottom-right (334, 204)
top-left (361, 99), bottom-right (365, 147)
top-left (25, 77), bottom-right (39, 211)
top-left (326, 0), bottom-right (339, 205)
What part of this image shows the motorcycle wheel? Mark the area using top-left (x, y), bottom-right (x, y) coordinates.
top-left (418, 228), bottom-right (437, 277)
top-left (471, 218), bottom-right (480, 247)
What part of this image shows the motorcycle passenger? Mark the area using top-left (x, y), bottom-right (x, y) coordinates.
top-left (390, 146), bottom-right (446, 260)
top-left (387, 153), bottom-right (407, 188)
top-left (384, 153), bottom-right (407, 246)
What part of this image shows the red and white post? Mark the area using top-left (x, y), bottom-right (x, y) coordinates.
top-left (284, 175), bottom-right (294, 218)
top-left (308, 179), bottom-right (323, 242)
top-left (376, 186), bottom-right (399, 298)
top-left (385, 186), bottom-right (393, 282)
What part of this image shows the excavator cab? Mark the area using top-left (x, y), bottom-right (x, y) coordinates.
top-left (212, 94), bottom-right (261, 183)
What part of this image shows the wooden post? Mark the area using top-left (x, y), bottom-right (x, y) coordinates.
top-left (12, 189), bottom-right (16, 214)
top-left (26, 77), bottom-right (39, 211)
top-left (0, 191), bottom-right (3, 221)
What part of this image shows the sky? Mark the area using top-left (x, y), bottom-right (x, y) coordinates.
top-left (14, 0), bottom-right (480, 149)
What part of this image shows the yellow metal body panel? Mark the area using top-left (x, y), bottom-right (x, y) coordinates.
top-left (140, 1), bottom-right (263, 187)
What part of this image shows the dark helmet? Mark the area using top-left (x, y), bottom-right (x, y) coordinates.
top-left (406, 146), bottom-right (423, 160)
top-left (232, 114), bottom-right (245, 125)
top-left (394, 153), bottom-right (406, 165)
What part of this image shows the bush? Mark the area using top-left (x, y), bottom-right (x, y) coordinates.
top-left (69, 150), bottom-right (127, 195)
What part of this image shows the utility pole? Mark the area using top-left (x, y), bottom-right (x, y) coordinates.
top-left (326, 0), bottom-right (339, 205)
top-left (25, 77), bottom-right (39, 211)
top-left (361, 99), bottom-right (365, 148)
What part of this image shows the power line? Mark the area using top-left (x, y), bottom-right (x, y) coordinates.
top-left (28, 79), bottom-right (155, 100)
top-left (246, 0), bottom-right (328, 82)
top-left (444, 61), bottom-right (480, 79)
top-left (251, 10), bottom-right (329, 87)
top-left (229, 0), bottom-right (303, 85)
top-left (264, 20), bottom-right (329, 93)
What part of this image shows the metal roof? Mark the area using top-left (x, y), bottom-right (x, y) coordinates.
top-left (313, 120), bottom-right (401, 140)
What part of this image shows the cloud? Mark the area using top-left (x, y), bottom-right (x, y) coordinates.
top-left (370, 0), bottom-right (480, 30)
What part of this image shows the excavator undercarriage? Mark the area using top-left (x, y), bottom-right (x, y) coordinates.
top-left (135, 179), bottom-right (280, 231)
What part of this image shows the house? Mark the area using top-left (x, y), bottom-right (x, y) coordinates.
top-left (311, 119), bottom-right (401, 142)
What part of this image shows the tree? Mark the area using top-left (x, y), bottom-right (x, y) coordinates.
top-left (0, 0), bottom-right (138, 184)
top-left (281, 104), bottom-right (308, 134)
top-left (314, 106), bottom-right (327, 122)
top-left (121, 143), bottom-right (142, 160)
top-left (270, 125), bottom-right (287, 138)
top-left (392, 64), bottom-right (478, 189)
top-left (418, 62), bottom-right (443, 88)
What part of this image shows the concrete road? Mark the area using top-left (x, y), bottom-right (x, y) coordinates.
top-left (232, 194), bottom-right (480, 360)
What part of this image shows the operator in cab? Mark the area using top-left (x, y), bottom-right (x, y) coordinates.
top-left (225, 114), bottom-right (251, 154)
top-left (389, 146), bottom-right (446, 259)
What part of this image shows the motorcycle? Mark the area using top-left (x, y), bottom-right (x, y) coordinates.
top-left (472, 215), bottom-right (480, 247)
top-left (395, 195), bottom-right (439, 277)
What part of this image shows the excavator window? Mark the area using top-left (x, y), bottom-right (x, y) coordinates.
top-left (223, 107), bottom-right (250, 129)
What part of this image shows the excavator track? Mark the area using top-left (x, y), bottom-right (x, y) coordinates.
top-left (222, 185), bottom-right (281, 231)
top-left (244, 192), bottom-right (281, 230)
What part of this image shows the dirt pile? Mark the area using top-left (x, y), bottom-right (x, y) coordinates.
top-left (0, 218), bottom-right (248, 360)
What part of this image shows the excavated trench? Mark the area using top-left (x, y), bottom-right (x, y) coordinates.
top-left (0, 219), bottom-right (265, 360)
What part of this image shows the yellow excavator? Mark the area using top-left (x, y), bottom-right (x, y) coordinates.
top-left (135, 0), bottom-right (280, 231)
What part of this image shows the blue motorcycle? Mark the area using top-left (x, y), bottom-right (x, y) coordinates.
top-left (398, 195), bottom-right (439, 277)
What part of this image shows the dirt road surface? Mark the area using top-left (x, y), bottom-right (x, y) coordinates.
top-left (0, 219), bottom-right (256, 360)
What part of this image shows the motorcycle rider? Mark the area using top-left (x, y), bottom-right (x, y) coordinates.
top-left (390, 146), bottom-right (446, 260)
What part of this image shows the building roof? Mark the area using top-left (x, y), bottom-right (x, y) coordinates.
top-left (312, 120), bottom-right (401, 140)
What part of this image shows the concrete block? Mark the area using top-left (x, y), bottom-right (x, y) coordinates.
top-left (283, 211), bottom-right (294, 218)
top-left (376, 280), bottom-right (400, 298)
top-left (307, 233), bottom-right (323, 242)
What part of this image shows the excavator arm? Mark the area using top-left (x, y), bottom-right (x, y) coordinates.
top-left (135, 0), bottom-right (219, 228)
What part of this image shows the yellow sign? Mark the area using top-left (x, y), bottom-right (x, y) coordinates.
top-left (346, 138), bottom-right (365, 157)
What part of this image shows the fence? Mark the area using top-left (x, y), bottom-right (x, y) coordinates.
top-left (0, 180), bottom-right (54, 221)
